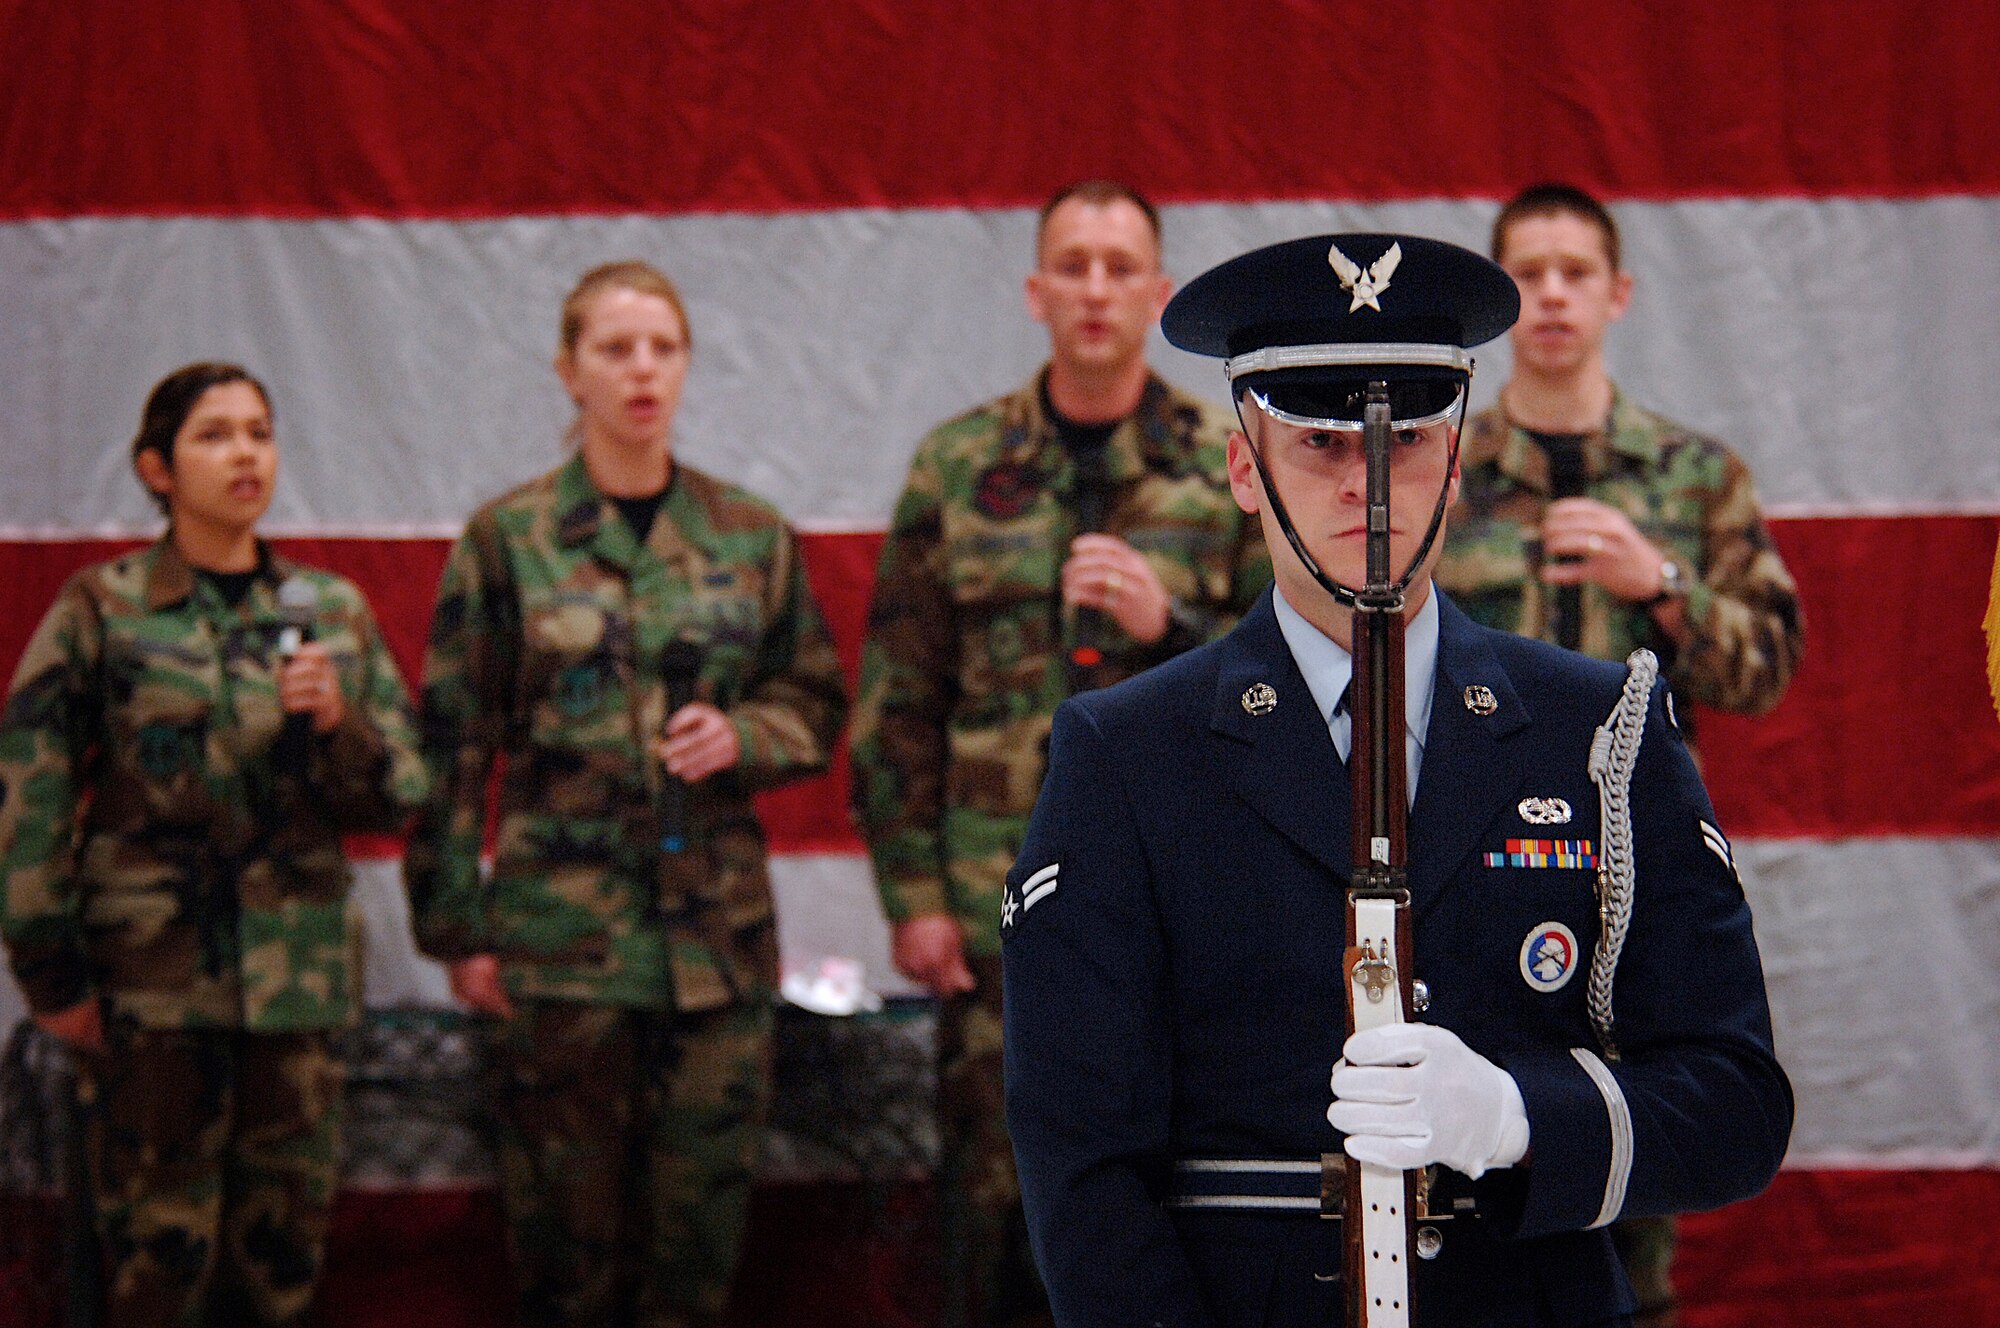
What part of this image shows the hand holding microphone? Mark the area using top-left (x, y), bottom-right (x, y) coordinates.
top-left (275, 576), bottom-right (343, 752)
top-left (1061, 534), bottom-right (1170, 645)
top-left (1540, 498), bottom-right (1672, 605)
top-left (659, 705), bottom-right (739, 783)
top-left (652, 640), bottom-right (740, 854)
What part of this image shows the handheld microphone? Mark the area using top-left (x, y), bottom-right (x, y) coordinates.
top-left (658, 640), bottom-right (703, 854)
top-left (1066, 447), bottom-right (1114, 689)
top-left (275, 576), bottom-right (317, 766)
top-left (1539, 435), bottom-right (1588, 651)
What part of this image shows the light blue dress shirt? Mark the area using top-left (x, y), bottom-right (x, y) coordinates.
top-left (1272, 583), bottom-right (1440, 803)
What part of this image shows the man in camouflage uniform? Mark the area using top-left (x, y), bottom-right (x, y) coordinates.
top-left (850, 181), bottom-right (1269, 1328)
top-left (1437, 183), bottom-right (1805, 1327)
top-left (405, 450), bottom-right (847, 1327)
top-left (0, 537), bottom-right (427, 1326)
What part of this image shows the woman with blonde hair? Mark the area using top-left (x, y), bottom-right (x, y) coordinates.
top-left (406, 261), bottom-right (847, 1326)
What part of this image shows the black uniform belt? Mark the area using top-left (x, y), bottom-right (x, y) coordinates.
top-left (1163, 1156), bottom-right (1481, 1221)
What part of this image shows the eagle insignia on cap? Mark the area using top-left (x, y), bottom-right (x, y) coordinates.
top-left (1328, 240), bottom-right (1402, 313)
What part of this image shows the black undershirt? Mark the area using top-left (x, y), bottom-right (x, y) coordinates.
top-left (611, 488), bottom-right (668, 544)
top-left (1042, 380), bottom-right (1120, 461)
top-left (1524, 428), bottom-right (1591, 479)
top-left (199, 567), bottom-right (261, 609)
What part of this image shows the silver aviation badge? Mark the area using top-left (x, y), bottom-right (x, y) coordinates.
top-left (1518, 797), bottom-right (1573, 826)
top-left (1328, 240), bottom-right (1402, 313)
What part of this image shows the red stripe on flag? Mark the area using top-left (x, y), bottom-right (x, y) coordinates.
top-left (0, 538), bottom-right (447, 693)
top-left (1679, 1169), bottom-right (2000, 1328)
top-left (8, 516), bottom-right (1999, 845)
top-left (0, 533), bottom-right (875, 855)
top-left (753, 532), bottom-right (878, 853)
top-left (5, 1), bottom-right (1998, 219)
top-left (1697, 515), bottom-right (2000, 839)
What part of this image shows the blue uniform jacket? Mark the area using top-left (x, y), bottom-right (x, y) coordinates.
top-left (1002, 587), bottom-right (1791, 1328)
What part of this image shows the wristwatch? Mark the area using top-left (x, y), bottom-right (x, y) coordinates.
top-left (1645, 557), bottom-right (1688, 609)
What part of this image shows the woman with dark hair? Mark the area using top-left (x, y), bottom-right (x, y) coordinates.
top-left (0, 362), bottom-right (428, 1325)
top-left (405, 262), bottom-right (847, 1326)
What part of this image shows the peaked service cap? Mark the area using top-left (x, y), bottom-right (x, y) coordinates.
top-left (1164, 233), bottom-right (1520, 428)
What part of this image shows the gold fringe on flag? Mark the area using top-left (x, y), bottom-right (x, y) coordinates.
top-left (1987, 529), bottom-right (2000, 722)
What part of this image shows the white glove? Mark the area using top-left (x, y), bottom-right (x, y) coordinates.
top-left (1327, 1023), bottom-right (1531, 1179)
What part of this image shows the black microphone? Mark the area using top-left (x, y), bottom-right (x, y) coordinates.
top-left (658, 640), bottom-right (703, 855)
top-left (275, 575), bottom-right (317, 767)
top-left (1538, 433), bottom-right (1588, 651)
top-left (1066, 445), bottom-right (1114, 690)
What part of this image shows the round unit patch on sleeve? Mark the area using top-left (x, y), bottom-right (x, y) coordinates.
top-left (1520, 922), bottom-right (1580, 993)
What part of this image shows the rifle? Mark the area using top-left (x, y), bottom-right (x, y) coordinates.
top-left (1341, 382), bottom-right (1418, 1328)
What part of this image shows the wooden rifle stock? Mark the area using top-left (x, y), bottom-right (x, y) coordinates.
top-left (1342, 384), bottom-right (1418, 1327)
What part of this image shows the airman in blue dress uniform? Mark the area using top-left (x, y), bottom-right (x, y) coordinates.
top-left (1001, 234), bottom-right (1791, 1327)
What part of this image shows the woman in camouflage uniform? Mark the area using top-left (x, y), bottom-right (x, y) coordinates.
top-left (404, 261), bottom-right (847, 1327)
top-left (0, 362), bottom-right (429, 1325)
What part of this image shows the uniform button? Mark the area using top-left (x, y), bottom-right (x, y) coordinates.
top-left (1411, 980), bottom-right (1431, 1013)
top-left (1416, 1226), bottom-right (1443, 1260)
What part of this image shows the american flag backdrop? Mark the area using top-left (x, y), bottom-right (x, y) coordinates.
top-left (4, 2), bottom-right (1999, 1321)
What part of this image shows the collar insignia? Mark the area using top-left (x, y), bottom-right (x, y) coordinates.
top-left (1518, 796), bottom-right (1573, 825)
top-left (1241, 682), bottom-right (1278, 716)
top-left (1328, 240), bottom-right (1402, 313)
top-left (1463, 684), bottom-right (1498, 716)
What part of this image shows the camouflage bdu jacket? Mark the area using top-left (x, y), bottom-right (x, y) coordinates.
top-left (0, 539), bottom-right (427, 1031)
top-left (1438, 389), bottom-right (1803, 720)
top-left (851, 370), bottom-right (1269, 955)
top-left (405, 455), bottom-right (846, 1013)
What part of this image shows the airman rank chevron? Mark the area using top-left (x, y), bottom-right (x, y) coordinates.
top-left (1002, 862), bottom-right (1060, 937)
top-left (1484, 839), bottom-right (1597, 869)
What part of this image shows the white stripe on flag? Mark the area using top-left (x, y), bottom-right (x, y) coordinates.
top-left (1737, 835), bottom-right (2000, 1166)
top-left (3, 197), bottom-right (1998, 536)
